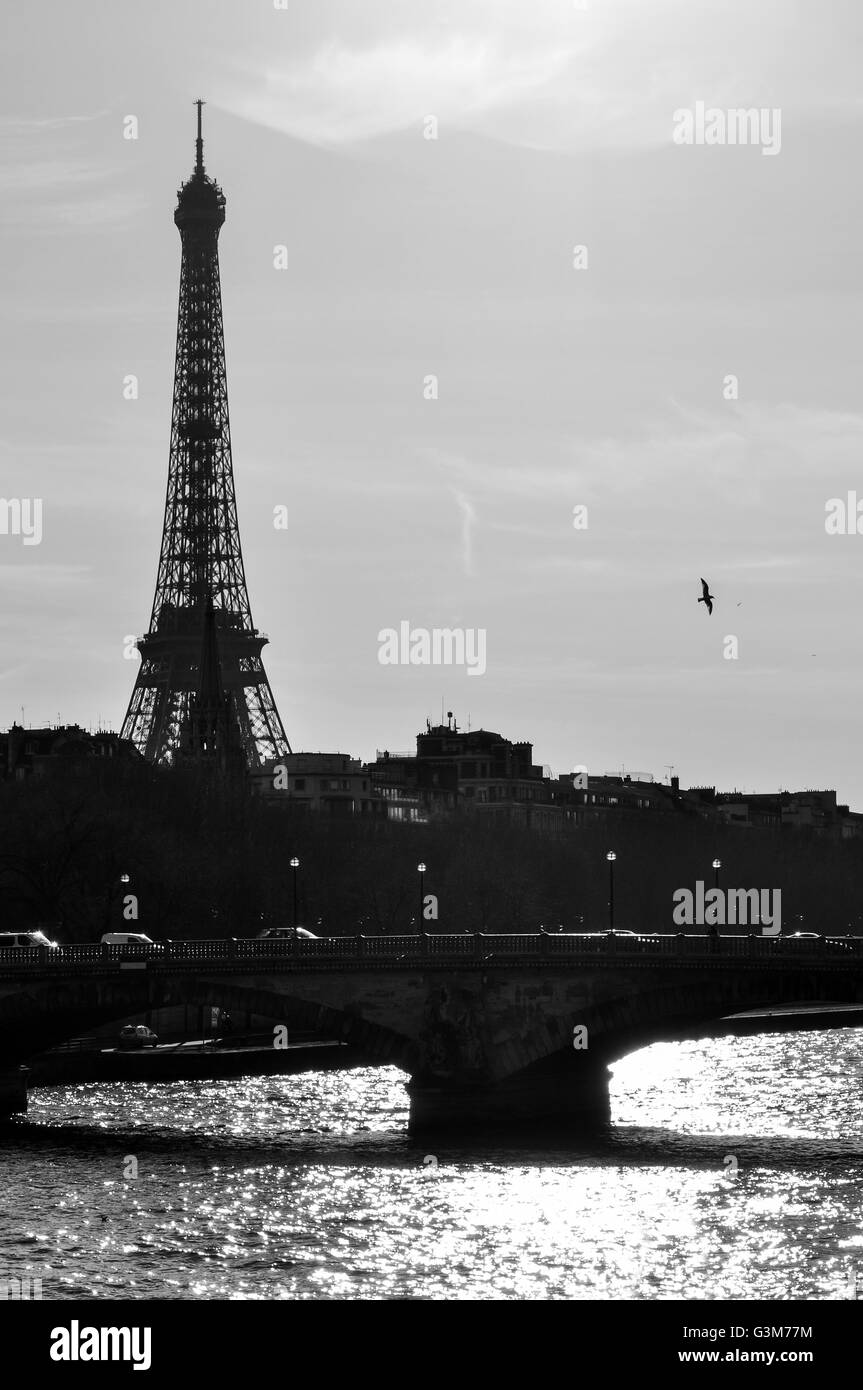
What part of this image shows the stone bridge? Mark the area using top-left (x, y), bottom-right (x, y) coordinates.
top-left (1, 932), bottom-right (862, 1130)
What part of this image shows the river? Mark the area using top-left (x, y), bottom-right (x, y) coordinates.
top-left (1, 1030), bottom-right (861, 1300)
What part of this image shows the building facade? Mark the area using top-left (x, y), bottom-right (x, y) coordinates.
top-left (252, 753), bottom-right (377, 816)
top-left (368, 718), bottom-right (552, 823)
top-left (1, 725), bottom-right (140, 781)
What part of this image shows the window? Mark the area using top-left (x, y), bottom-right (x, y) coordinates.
top-left (294, 778), bottom-right (306, 791)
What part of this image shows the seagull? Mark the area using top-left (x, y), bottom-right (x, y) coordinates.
top-left (698, 578), bottom-right (715, 615)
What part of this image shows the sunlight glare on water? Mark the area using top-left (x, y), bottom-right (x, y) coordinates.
top-left (1, 1030), bottom-right (861, 1300)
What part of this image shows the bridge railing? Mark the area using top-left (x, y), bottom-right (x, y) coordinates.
top-left (426, 933), bottom-right (479, 957)
top-left (0, 932), bottom-right (862, 970)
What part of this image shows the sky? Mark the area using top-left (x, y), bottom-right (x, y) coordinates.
top-left (2, 0), bottom-right (863, 801)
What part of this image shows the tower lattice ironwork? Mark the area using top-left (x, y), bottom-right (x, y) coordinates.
top-left (121, 101), bottom-right (290, 769)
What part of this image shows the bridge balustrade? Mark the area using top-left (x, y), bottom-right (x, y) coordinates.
top-left (423, 934), bottom-right (479, 957)
top-left (62, 944), bottom-right (104, 963)
top-left (102, 943), bottom-right (164, 962)
top-left (232, 938), bottom-right (263, 960)
top-left (295, 937), bottom-right (356, 958)
top-left (546, 934), bottom-right (605, 955)
top-left (360, 935), bottom-right (418, 958)
top-left (0, 931), bottom-right (861, 971)
top-left (164, 939), bottom-right (231, 962)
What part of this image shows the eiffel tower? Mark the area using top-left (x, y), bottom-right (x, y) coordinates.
top-left (121, 101), bottom-right (290, 769)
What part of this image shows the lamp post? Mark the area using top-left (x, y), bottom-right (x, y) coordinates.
top-left (290, 857), bottom-right (300, 928)
top-left (606, 852), bottom-right (616, 931)
top-left (417, 862), bottom-right (426, 934)
top-left (709, 858), bottom-right (722, 943)
top-left (118, 873), bottom-right (130, 935)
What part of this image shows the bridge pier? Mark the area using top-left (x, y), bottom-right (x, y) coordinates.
top-left (0, 1065), bottom-right (28, 1118)
top-left (407, 1063), bottom-right (611, 1134)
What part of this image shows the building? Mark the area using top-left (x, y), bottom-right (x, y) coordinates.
top-left (368, 716), bottom-right (554, 824)
top-left (0, 724), bottom-right (141, 782)
top-left (252, 753), bottom-right (377, 816)
top-left (714, 788), bottom-right (863, 838)
top-left (552, 772), bottom-right (678, 824)
top-left (717, 792), bottom-right (782, 830)
top-left (252, 708), bottom-right (863, 839)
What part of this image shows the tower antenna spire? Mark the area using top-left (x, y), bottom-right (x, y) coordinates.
top-left (194, 97), bottom-right (205, 174)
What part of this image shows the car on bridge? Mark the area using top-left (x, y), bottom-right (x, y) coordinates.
top-left (0, 930), bottom-right (59, 950)
top-left (101, 933), bottom-right (157, 947)
top-left (256, 926), bottom-right (319, 941)
top-left (117, 1025), bottom-right (159, 1049)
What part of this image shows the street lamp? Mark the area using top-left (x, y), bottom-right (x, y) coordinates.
top-left (290, 857), bottom-right (300, 928)
top-left (118, 873), bottom-right (131, 935)
top-left (417, 862), bottom-right (426, 933)
top-left (712, 858), bottom-right (721, 891)
top-left (606, 851), bottom-right (617, 930)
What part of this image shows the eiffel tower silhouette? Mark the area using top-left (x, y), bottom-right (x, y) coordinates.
top-left (121, 102), bottom-right (290, 769)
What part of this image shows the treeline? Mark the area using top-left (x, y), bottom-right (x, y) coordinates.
top-left (0, 760), bottom-right (861, 941)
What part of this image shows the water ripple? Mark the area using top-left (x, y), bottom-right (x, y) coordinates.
top-left (1, 1032), bottom-right (861, 1299)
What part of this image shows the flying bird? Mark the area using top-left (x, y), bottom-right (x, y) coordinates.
top-left (698, 578), bottom-right (715, 615)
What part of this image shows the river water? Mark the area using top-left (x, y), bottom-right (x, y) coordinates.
top-left (1, 1030), bottom-right (861, 1300)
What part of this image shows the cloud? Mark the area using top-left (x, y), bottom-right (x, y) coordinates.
top-left (229, 35), bottom-right (572, 145)
top-left (1, 112), bottom-right (109, 131)
top-left (221, 0), bottom-right (863, 152)
top-left (423, 400), bottom-right (863, 504)
top-left (450, 488), bottom-right (477, 576)
top-left (0, 160), bottom-right (115, 194)
top-left (0, 565), bottom-right (92, 587)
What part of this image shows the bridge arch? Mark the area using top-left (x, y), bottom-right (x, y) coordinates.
top-left (0, 974), bottom-right (411, 1070)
